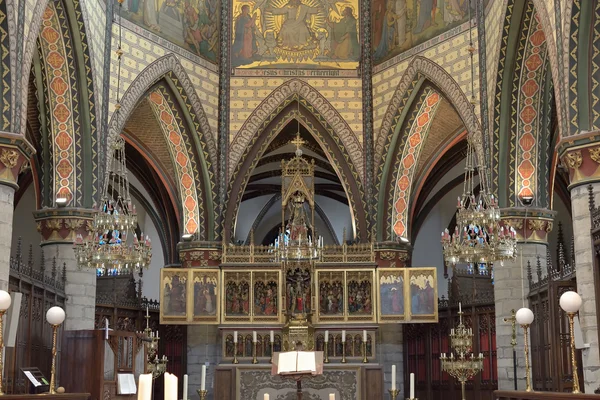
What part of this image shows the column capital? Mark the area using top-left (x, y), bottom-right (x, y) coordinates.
top-left (557, 130), bottom-right (600, 189)
top-left (0, 132), bottom-right (35, 189)
top-left (177, 241), bottom-right (222, 267)
top-left (501, 207), bottom-right (556, 244)
top-left (33, 208), bottom-right (95, 246)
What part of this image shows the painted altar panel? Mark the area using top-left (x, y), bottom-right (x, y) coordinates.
top-left (346, 270), bottom-right (375, 322)
top-left (115, 0), bottom-right (220, 63)
top-left (160, 268), bottom-right (190, 324)
top-left (252, 270), bottom-right (282, 322)
top-left (407, 267), bottom-right (438, 322)
top-left (377, 268), bottom-right (407, 323)
top-left (192, 269), bottom-right (220, 323)
top-left (223, 271), bottom-right (252, 323)
top-left (372, 0), bottom-right (489, 65)
top-left (284, 265), bottom-right (312, 315)
top-left (316, 270), bottom-right (345, 323)
top-left (231, 0), bottom-right (360, 71)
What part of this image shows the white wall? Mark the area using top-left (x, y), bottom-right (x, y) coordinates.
top-left (11, 184), bottom-right (41, 263)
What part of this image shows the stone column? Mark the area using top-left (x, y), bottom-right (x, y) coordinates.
top-left (380, 325), bottom-right (403, 400)
top-left (34, 209), bottom-right (95, 330)
top-left (559, 131), bottom-right (600, 392)
top-left (496, 208), bottom-right (554, 390)
top-left (0, 133), bottom-right (35, 290)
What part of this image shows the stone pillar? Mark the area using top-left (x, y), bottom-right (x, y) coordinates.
top-left (559, 132), bottom-right (600, 392)
top-left (187, 325), bottom-right (221, 400)
top-left (0, 133), bottom-right (35, 290)
top-left (34, 209), bottom-right (95, 330)
top-left (380, 325), bottom-right (403, 400)
top-left (496, 208), bottom-right (554, 390)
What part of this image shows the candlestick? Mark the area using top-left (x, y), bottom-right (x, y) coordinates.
top-left (391, 365), bottom-right (396, 390)
top-left (388, 389), bottom-right (400, 400)
top-left (252, 341), bottom-right (258, 364)
top-left (341, 341), bottom-right (347, 363)
top-left (196, 390), bottom-right (208, 400)
top-left (362, 341), bottom-right (368, 363)
top-left (324, 340), bottom-right (329, 364)
top-left (410, 373), bottom-right (415, 399)
top-left (183, 374), bottom-right (188, 400)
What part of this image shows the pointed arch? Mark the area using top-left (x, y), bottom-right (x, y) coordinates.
top-left (106, 54), bottom-right (219, 239)
top-left (375, 57), bottom-right (482, 241)
top-left (229, 79), bottom-right (364, 182)
top-left (224, 96), bottom-right (368, 242)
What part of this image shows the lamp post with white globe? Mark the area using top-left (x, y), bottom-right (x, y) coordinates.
top-left (559, 291), bottom-right (582, 394)
top-left (46, 306), bottom-right (66, 394)
top-left (515, 308), bottom-right (534, 392)
top-left (0, 290), bottom-right (11, 395)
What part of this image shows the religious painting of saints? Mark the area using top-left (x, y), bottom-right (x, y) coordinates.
top-left (372, 0), bottom-right (490, 65)
top-left (114, 0), bottom-right (220, 63)
top-left (407, 267), bottom-right (438, 322)
top-left (222, 271), bottom-right (251, 323)
top-left (285, 267), bottom-right (312, 315)
top-left (377, 268), bottom-right (407, 323)
top-left (346, 270), bottom-right (376, 322)
top-left (230, 0), bottom-right (361, 70)
top-left (316, 270), bottom-right (345, 322)
top-left (252, 270), bottom-right (280, 322)
top-left (192, 270), bottom-right (219, 323)
top-left (160, 268), bottom-right (190, 324)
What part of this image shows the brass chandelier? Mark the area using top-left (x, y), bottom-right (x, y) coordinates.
top-left (73, 0), bottom-right (151, 274)
top-left (440, 0), bottom-right (516, 268)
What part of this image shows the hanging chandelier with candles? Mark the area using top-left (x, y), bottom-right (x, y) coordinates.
top-left (73, 0), bottom-right (151, 275)
top-left (440, 0), bottom-right (516, 268)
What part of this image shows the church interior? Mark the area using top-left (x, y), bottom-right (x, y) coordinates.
top-left (0, 0), bottom-right (597, 399)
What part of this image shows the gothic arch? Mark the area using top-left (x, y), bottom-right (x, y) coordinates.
top-left (1, 0), bottom-right (15, 131)
top-left (229, 79), bottom-right (364, 182)
top-left (375, 57), bottom-right (483, 241)
top-left (106, 54), bottom-right (218, 175)
top-left (224, 98), bottom-right (368, 242)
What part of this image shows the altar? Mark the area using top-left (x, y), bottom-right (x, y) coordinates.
top-left (214, 364), bottom-right (383, 400)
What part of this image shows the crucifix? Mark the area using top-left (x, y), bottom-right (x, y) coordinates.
top-left (291, 131), bottom-right (305, 153)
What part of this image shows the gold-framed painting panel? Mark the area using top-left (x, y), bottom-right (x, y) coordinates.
top-left (251, 270), bottom-right (282, 323)
top-left (407, 267), bottom-right (438, 323)
top-left (191, 269), bottom-right (220, 324)
top-left (315, 269), bottom-right (346, 323)
top-left (160, 268), bottom-right (191, 324)
top-left (346, 269), bottom-right (376, 323)
top-left (221, 270), bottom-right (252, 324)
top-left (376, 268), bottom-right (407, 323)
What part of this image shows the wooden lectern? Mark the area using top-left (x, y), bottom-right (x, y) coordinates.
top-left (271, 351), bottom-right (323, 400)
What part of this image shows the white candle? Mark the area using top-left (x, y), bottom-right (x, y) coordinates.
top-left (253, 331), bottom-right (257, 343)
top-left (459, 302), bottom-right (462, 313)
top-left (183, 374), bottom-right (188, 400)
top-left (146, 306), bottom-right (149, 317)
top-left (410, 373), bottom-right (415, 398)
top-left (201, 365), bottom-right (206, 391)
top-left (164, 372), bottom-right (178, 400)
top-left (264, 395), bottom-right (270, 400)
top-left (325, 330), bottom-right (329, 342)
top-left (329, 394), bottom-right (335, 400)
top-left (234, 331), bottom-right (238, 343)
top-left (342, 330), bottom-right (346, 342)
top-left (363, 330), bottom-right (367, 342)
top-left (270, 330), bottom-right (274, 343)
top-left (391, 365), bottom-right (396, 390)
top-left (138, 374), bottom-right (152, 400)
top-left (105, 318), bottom-right (109, 340)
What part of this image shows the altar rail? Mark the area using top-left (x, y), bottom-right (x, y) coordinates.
top-left (494, 391), bottom-right (600, 399)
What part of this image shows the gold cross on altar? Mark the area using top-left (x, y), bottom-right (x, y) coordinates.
top-left (291, 132), bottom-right (305, 151)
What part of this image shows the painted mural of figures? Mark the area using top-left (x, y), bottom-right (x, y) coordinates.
top-left (414, 0), bottom-right (437, 34)
top-left (347, 280), bottom-right (372, 314)
top-left (167, 275), bottom-right (186, 315)
top-left (372, 0), bottom-right (387, 50)
top-left (331, 7), bottom-right (359, 60)
top-left (159, 0), bottom-right (185, 39)
top-left (184, 0), bottom-right (218, 59)
top-left (231, 5), bottom-right (259, 67)
top-left (394, 0), bottom-right (407, 48)
top-left (444, 0), bottom-right (466, 23)
top-left (226, 281), bottom-right (250, 315)
top-left (143, 0), bottom-right (160, 31)
top-left (373, 0), bottom-right (400, 61)
top-left (128, 0), bottom-right (140, 13)
top-left (319, 280), bottom-right (343, 315)
top-left (410, 276), bottom-right (435, 315)
top-left (193, 275), bottom-right (217, 316)
top-left (254, 281), bottom-right (278, 316)
top-left (287, 268), bottom-right (311, 314)
top-left (267, 0), bottom-right (320, 51)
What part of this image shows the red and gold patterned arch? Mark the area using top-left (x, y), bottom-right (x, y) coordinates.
top-left (392, 89), bottom-right (441, 238)
top-left (147, 90), bottom-right (201, 235)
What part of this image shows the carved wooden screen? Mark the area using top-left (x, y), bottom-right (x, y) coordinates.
top-left (404, 302), bottom-right (497, 400)
top-left (4, 242), bottom-right (67, 394)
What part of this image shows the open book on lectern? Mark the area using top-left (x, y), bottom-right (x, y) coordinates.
top-left (273, 351), bottom-right (324, 376)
